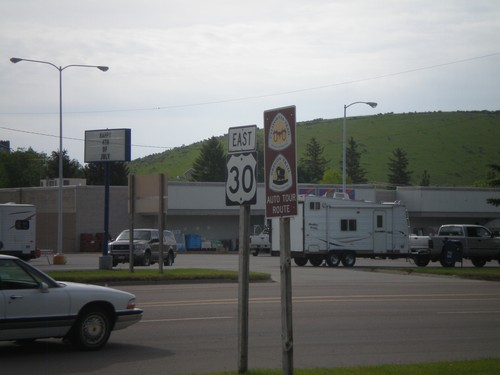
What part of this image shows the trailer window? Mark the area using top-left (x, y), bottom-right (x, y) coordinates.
top-left (15, 220), bottom-right (30, 230)
top-left (341, 219), bottom-right (357, 231)
top-left (309, 202), bottom-right (320, 210)
top-left (376, 215), bottom-right (384, 228)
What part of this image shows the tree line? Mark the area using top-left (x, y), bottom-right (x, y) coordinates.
top-left (2, 140), bottom-right (498, 208)
top-left (189, 136), bottom-right (499, 207)
top-left (191, 136), bottom-right (420, 186)
top-left (0, 148), bottom-right (128, 188)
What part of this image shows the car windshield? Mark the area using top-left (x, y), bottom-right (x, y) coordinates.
top-left (116, 230), bottom-right (152, 241)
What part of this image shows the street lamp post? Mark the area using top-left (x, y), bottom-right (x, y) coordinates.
top-left (10, 57), bottom-right (108, 262)
top-left (342, 101), bottom-right (377, 195)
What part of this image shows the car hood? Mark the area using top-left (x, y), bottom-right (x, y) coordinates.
top-left (58, 281), bottom-right (130, 293)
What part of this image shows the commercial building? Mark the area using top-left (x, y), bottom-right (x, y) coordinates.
top-left (0, 182), bottom-right (498, 253)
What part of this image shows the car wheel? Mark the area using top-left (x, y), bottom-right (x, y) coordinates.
top-left (471, 258), bottom-right (487, 267)
top-left (414, 254), bottom-right (430, 267)
top-left (142, 251), bottom-right (152, 266)
top-left (164, 252), bottom-right (174, 266)
top-left (69, 307), bottom-right (111, 351)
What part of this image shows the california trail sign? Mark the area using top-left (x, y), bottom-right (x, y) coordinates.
top-left (264, 106), bottom-right (298, 217)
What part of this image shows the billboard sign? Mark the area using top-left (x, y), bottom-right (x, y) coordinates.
top-left (84, 128), bottom-right (131, 163)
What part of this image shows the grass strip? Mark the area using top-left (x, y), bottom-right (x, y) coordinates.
top-left (46, 268), bottom-right (271, 284)
top-left (392, 267), bottom-right (500, 281)
top-left (202, 358), bottom-right (500, 375)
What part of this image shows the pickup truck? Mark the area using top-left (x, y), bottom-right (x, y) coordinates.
top-left (250, 227), bottom-right (272, 256)
top-left (416, 224), bottom-right (500, 267)
top-left (409, 234), bottom-right (433, 266)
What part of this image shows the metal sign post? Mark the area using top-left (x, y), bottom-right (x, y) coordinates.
top-left (264, 106), bottom-right (297, 375)
top-left (237, 204), bottom-right (250, 373)
top-left (85, 128), bottom-right (131, 270)
top-left (226, 125), bottom-right (257, 373)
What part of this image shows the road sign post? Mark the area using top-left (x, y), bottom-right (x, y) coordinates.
top-left (226, 125), bottom-right (257, 373)
top-left (264, 106), bottom-right (297, 375)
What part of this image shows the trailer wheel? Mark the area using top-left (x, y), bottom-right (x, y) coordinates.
top-left (325, 252), bottom-right (341, 267)
top-left (341, 252), bottom-right (356, 267)
top-left (294, 257), bottom-right (308, 267)
top-left (309, 256), bottom-right (323, 267)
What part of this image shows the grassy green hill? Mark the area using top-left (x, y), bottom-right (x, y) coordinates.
top-left (128, 111), bottom-right (500, 186)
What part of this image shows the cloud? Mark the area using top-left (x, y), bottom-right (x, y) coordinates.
top-left (1, 0), bottom-right (499, 162)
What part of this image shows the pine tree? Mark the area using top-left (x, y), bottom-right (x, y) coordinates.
top-left (46, 150), bottom-right (84, 179)
top-left (346, 137), bottom-right (367, 184)
top-left (486, 164), bottom-right (500, 207)
top-left (298, 137), bottom-right (327, 183)
top-left (191, 137), bottom-right (226, 182)
top-left (420, 170), bottom-right (431, 186)
top-left (387, 148), bottom-right (412, 186)
top-left (84, 162), bottom-right (129, 185)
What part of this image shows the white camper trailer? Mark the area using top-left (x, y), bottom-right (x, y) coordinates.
top-left (270, 195), bottom-right (410, 267)
top-left (0, 203), bottom-right (38, 260)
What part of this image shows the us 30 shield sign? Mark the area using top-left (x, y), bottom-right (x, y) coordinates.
top-left (225, 152), bottom-right (258, 206)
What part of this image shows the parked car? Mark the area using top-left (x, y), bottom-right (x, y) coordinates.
top-left (109, 229), bottom-right (177, 267)
top-left (0, 255), bottom-right (142, 350)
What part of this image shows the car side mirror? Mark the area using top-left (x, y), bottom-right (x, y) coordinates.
top-left (39, 282), bottom-right (49, 293)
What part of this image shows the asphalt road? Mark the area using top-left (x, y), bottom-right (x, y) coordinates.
top-left (2, 253), bottom-right (500, 375)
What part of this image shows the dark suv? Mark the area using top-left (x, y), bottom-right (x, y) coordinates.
top-left (109, 229), bottom-right (177, 267)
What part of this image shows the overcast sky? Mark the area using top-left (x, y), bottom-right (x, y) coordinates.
top-left (1, 0), bottom-right (499, 163)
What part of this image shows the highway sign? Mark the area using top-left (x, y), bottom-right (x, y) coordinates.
top-left (225, 152), bottom-right (257, 206)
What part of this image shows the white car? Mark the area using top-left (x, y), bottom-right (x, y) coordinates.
top-left (0, 255), bottom-right (143, 350)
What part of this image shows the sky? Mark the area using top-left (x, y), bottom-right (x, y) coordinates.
top-left (1, 0), bottom-right (499, 164)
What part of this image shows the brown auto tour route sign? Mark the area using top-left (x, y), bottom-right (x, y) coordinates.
top-left (264, 106), bottom-right (298, 217)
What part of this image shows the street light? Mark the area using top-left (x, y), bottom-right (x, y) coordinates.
top-left (10, 57), bottom-right (109, 261)
top-left (342, 101), bottom-right (377, 195)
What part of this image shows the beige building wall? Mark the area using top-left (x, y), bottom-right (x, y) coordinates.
top-left (1, 183), bottom-right (499, 253)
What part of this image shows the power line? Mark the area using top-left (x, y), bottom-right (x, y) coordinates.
top-left (2, 52), bottom-right (498, 152)
top-left (0, 125), bottom-right (173, 150)
top-left (2, 52), bottom-right (498, 116)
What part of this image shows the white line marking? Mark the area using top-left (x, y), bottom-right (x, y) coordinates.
top-left (141, 316), bottom-right (233, 323)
